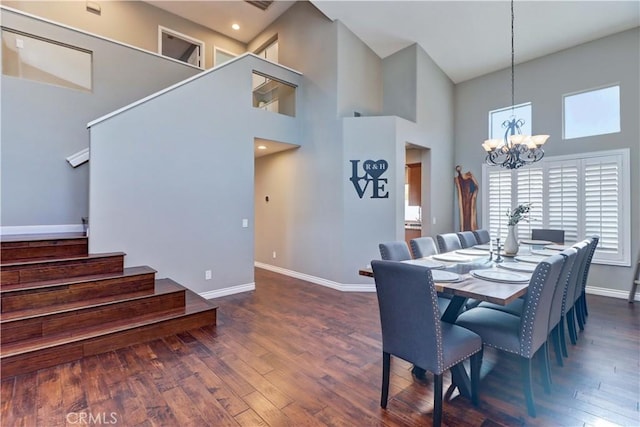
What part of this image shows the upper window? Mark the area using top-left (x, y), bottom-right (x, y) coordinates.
top-left (158, 26), bottom-right (204, 68)
top-left (2, 28), bottom-right (92, 92)
top-left (489, 102), bottom-right (532, 140)
top-left (213, 46), bottom-right (237, 67)
top-left (481, 149), bottom-right (631, 266)
top-left (563, 85), bottom-right (620, 140)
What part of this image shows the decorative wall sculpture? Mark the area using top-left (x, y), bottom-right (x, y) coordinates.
top-left (454, 165), bottom-right (478, 231)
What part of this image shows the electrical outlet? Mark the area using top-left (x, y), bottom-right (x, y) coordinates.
top-left (205, 270), bottom-right (212, 280)
top-left (432, 217), bottom-right (437, 225)
top-left (242, 218), bottom-right (248, 228)
top-left (272, 251), bottom-right (277, 259)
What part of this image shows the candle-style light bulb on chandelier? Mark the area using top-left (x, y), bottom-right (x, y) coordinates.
top-left (483, 0), bottom-right (550, 169)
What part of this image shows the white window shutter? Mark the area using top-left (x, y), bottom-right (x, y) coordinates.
top-left (545, 161), bottom-right (579, 244)
top-left (516, 167), bottom-right (543, 241)
top-left (487, 169), bottom-right (512, 240)
top-left (584, 155), bottom-right (620, 258)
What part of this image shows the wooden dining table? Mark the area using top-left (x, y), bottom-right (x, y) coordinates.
top-left (360, 246), bottom-right (546, 400)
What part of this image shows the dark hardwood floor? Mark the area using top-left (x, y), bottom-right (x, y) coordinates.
top-left (2, 268), bottom-right (638, 426)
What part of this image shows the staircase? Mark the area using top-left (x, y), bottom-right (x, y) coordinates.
top-left (0, 233), bottom-right (217, 377)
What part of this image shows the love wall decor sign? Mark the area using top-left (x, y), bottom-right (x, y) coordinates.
top-left (349, 159), bottom-right (389, 199)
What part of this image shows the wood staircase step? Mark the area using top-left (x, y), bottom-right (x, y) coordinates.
top-left (1, 266), bottom-right (157, 313)
top-left (1, 233), bottom-right (88, 263)
top-left (1, 278), bottom-right (187, 344)
top-left (0, 252), bottom-right (125, 286)
top-left (0, 291), bottom-right (217, 377)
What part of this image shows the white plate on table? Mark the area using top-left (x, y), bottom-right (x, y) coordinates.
top-left (531, 249), bottom-right (559, 257)
top-left (431, 270), bottom-right (462, 283)
top-left (497, 262), bottom-right (537, 273)
top-left (473, 244), bottom-right (491, 251)
top-left (520, 239), bottom-right (553, 246)
top-left (402, 258), bottom-right (446, 270)
top-left (514, 255), bottom-right (547, 264)
top-left (456, 248), bottom-right (489, 256)
top-left (432, 253), bottom-right (474, 263)
top-left (545, 244), bottom-right (571, 251)
top-left (470, 269), bottom-right (530, 283)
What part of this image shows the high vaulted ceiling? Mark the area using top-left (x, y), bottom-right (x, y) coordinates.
top-left (147, 1), bottom-right (640, 83)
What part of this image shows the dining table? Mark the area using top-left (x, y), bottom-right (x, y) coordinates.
top-left (360, 241), bottom-right (564, 400)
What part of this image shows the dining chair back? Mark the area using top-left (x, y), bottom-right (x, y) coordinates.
top-left (456, 231), bottom-right (478, 249)
top-left (575, 235), bottom-right (599, 327)
top-left (371, 260), bottom-right (482, 426)
top-left (548, 248), bottom-right (577, 366)
top-left (409, 237), bottom-right (439, 258)
top-left (531, 229), bottom-right (565, 244)
top-left (562, 240), bottom-right (590, 346)
top-left (378, 241), bottom-right (412, 261)
top-left (455, 254), bottom-right (565, 417)
top-left (436, 233), bottom-right (462, 253)
top-left (473, 229), bottom-right (491, 245)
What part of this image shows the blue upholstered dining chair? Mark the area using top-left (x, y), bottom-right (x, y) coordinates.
top-left (436, 233), bottom-right (462, 253)
top-left (472, 229), bottom-right (491, 245)
top-left (576, 235), bottom-right (599, 325)
top-left (371, 260), bottom-right (483, 427)
top-left (560, 241), bottom-right (590, 348)
top-left (456, 231), bottom-right (478, 249)
top-left (531, 229), bottom-right (565, 244)
top-left (409, 237), bottom-right (439, 258)
top-left (477, 248), bottom-right (578, 367)
top-left (378, 241), bottom-right (412, 261)
top-left (455, 254), bottom-right (565, 417)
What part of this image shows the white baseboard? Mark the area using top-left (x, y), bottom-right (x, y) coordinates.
top-left (1, 224), bottom-right (85, 235)
top-left (199, 282), bottom-right (255, 300)
top-left (586, 285), bottom-right (639, 302)
top-left (255, 262), bottom-right (375, 292)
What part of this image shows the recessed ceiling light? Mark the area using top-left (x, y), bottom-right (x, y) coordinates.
top-left (257, 145), bottom-right (267, 150)
top-left (232, 24), bottom-right (240, 30)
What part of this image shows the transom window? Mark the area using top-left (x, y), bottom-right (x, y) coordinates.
top-left (563, 85), bottom-right (620, 140)
top-left (482, 149), bottom-right (630, 266)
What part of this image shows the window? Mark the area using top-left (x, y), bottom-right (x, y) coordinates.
top-left (563, 85), bottom-right (620, 140)
top-left (2, 28), bottom-right (92, 91)
top-left (213, 46), bottom-right (237, 67)
top-left (482, 149), bottom-right (630, 266)
top-left (255, 39), bottom-right (278, 63)
top-left (489, 102), bottom-right (532, 140)
top-left (158, 26), bottom-right (204, 68)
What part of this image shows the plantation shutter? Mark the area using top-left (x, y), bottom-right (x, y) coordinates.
top-left (487, 169), bottom-right (512, 240)
top-left (516, 167), bottom-right (543, 241)
top-left (584, 155), bottom-right (620, 259)
top-left (545, 160), bottom-right (579, 243)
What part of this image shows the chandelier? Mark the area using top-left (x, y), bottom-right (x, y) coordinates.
top-left (482, 0), bottom-right (549, 169)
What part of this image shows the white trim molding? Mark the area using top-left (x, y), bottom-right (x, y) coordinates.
top-left (1, 224), bottom-right (85, 235)
top-left (199, 282), bottom-right (255, 300)
top-left (586, 285), bottom-right (639, 302)
top-left (66, 147), bottom-right (89, 167)
top-left (255, 262), bottom-right (375, 293)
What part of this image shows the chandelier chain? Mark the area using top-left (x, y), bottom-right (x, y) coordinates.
top-left (511, 0), bottom-right (515, 110)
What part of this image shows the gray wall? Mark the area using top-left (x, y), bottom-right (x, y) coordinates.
top-left (3, 1), bottom-right (245, 69)
top-left (253, 3), bottom-right (457, 286)
top-left (336, 22), bottom-right (383, 117)
top-left (1, 8), bottom-right (200, 228)
top-left (383, 44), bottom-right (456, 236)
top-left (89, 56), bottom-right (301, 295)
top-left (251, 2), bottom-right (347, 282)
top-left (454, 28), bottom-right (640, 295)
